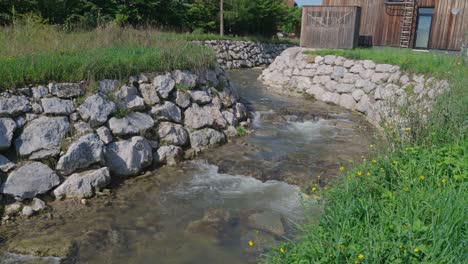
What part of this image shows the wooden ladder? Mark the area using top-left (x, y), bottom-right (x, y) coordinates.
top-left (399, 0), bottom-right (416, 48)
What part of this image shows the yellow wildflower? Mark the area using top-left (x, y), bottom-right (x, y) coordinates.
top-left (372, 159), bottom-right (377, 163)
top-left (370, 144), bottom-right (374, 148)
top-left (354, 261), bottom-right (359, 264)
top-left (442, 178), bottom-right (447, 184)
top-left (404, 186), bottom-right (409, 192)
top-left (367, 172), bottom-right (371, 177)
top-left (393, 160), bottom-right (398, 165)
top-left (357, 171), bottom-right (363, 176)
top-left (358, 254), bottom-right (364, 259)
top-left (420, 175), bottom-right (425, 181)
top-left (339, 166), bottom-right (345, 172)
top-left (311, 187), bottom-right (317, 192)
top-left (413, 247), bottom-right (420, 253)
top-left (280, 247), bottom-right (285, 254)
top-left (305, 194), bottom-right (310, 199)
top-left (348, 159), bottom-right (354, 163)
top-left (380, 168), bottom-right (385, 172)
top-left (248, 240), bottom-right (254, 247)
top-left (339, 244), bottom-right (346, 249)
top-left (405, 127), bottom-right (411, 132)
top-left (324, 186), bottom-right (329, 190)
top-left (313, 195), bottom-right (319, 200)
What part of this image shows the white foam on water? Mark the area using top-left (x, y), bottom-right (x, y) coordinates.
top-left (174, 161), bottom-right (310, 220)
top-left (286, 119), bottom-right (336, 141)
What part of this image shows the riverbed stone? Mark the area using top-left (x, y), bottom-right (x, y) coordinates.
top-left (172, 70), bottom-right (198, 89)
top-left (186, 208), bottom-right (231, 244)
top-left (0, 96), bottom-right (32, 117)
top-left (15, 116), bottom-right (70, 159)
top-left (175, 91), bottom-right (191, 109)
top-left (158, 122), bottom-right (189, 146)
top-left (78, 93), bottom-right (117, 127)
top-left (53, 167), bottom-right (111, 199)
top-left (114, 85), bottom-right (145, 111)
top-left (0, 118), bottom-right (16, 151)
top-left (246, 211), bottom-right (285, 236)
top-left (189, 90), bottom-right (212, 105)
top-left (0, 154), bottom-right (15, 172)
top-left (151, 101), bottom-right (182, 123)
top-left (31, 198), bottom-right (46, 212)
top-left (41, 98), bottom-right (74, 115)
top-left (49, 83), bottom-right (84, 98)
top-left (96, 126), bottom-right (113, 144)
top-left (154, 145), bottom-right (183, 166)
top-left (5, 202), bottom-right (22, 216)
top-left (22, 206), bottom-right (34, 217)
top-left (108, 112), bottom-right (154, 136)
top-left (2, 162), bottom-right (60, 199)
top-left (189, 128), bottom-right (226, 148)
top-left (56, 133), bottom-right (105, 175)
top-left (104, 136), bottom-right (152, 177)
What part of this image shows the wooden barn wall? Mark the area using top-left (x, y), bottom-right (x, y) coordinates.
top-left (322, 0), bottom-right (467, 50)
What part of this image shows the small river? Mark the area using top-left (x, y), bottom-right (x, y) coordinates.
top-left (0, 69), bottom-right (372, 264)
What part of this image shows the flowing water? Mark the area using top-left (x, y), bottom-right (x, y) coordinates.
top-left (0, 69), bottom-right (373, 264)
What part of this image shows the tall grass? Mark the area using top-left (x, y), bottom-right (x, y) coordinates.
top-left (0, 24), bottom-right (216, 90)
top-left (265, 49), bottom-right (467, 263)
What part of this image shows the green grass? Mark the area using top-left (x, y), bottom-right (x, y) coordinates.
top-left (265, 49), bottom-right (467, 263)
top-left (183, 33), bottom-right (298, 45)
top-left (0, 25), bottom-right (216, 90)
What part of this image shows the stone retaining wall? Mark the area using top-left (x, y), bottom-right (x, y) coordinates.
top-left (0, 66), bottom-right (249, 220)
top-left (259, 47), bottom-right (449, 128)
top-left (195, 40), bottom-right (292, 69)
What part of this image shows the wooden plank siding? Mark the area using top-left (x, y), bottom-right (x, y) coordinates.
top-left (321, 0), bottom-right (467, 50)
top-left (300, 6), bottom-right (361, 49)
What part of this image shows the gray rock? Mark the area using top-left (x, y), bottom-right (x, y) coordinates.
top-left (189, 128), bottom-right (226, 148)
top-left (313, 75), bottom-right (331, 85)
top-left (5, 202), bottom-right (22, 215)
top-left (31, 103), bottom-right (43, 114)
top-left (316, 65), bottom-right (333, 75)
top-left (130, 74), bottom-right (149, 84)
top-left (154, 145), bottom-right (183, 166)
top-left (104, 137), bottom-right (152, 177)
top-left (151, 101), bottom-right (182, 123)
top-left (53, 167), bottom-right (111, 199)
top-left (375, 64), bottom-right (393, 73)
top-left (56, 133), bottom-right (105, 175)
top-left (98, 79), bottom-right (119, 94)
top-left (323, 55), bottom-right (336, 65)
top-left (41, 98), bottom-right (74, 115)
top-left (14, 116), bottom-right (27, 128)
top-left (18, 87), bottom-right (32, 97)
top-left (153, 73), bottom-right (176, 99)
top-left (189, 90), bottom-right (212, 104)
top-left (2, 162), bottom-right (60, 199)
top-left (0, 96), bottom-right (32, 117)
top-left (172, 70), bottom-right (198, 89)
top-left (371, 73), bottom-right (390, 83)
top-left (356, 94), bottom-right (370, 114)
top-left (336, 83), bottom-right (354, 94)
top-left (349, 64), bottom-right (364, 74)
top-left (32, 86), bottom-right (49, 99)
top-left (0, 154), bottom-right (15, 172)
top-left (184, 104), bottom-right (227, 129)
top-left (158, 122), bottom-right (189, 146)
top-left (332, 66), bottom-right (345, 79)
top-left (0, 118), bottom-right (16, 150)
top-left (205, 70), bottom-right (219, 87)
top-left (234, 103), bottom-right (248, 121)
top-left (69, 112), bottom-right (80, 122)
top-left (363, 60), bottom-right (376, 69)
top-left (22, 206), bottom-right (34, 217)
top-left (224, 126), bottom-right (238, 138)
top-left (108, 112), bottom-right (154, 136)
top-left (175, 91), bottom-right (192, 109)
top-left (31, 198), bottom-right (46, 212)
top-left (359, 69), bottom-right (375, 79)
top-left (343, 60), bottom-right (354, 68)
top-left (322, 92), bottom-right (341, 105)
top-left (25, 113), bottom-right (38, 122)
top-left (15, 116), bottom-right (70, 159)
top-left (49, 83), bottom-right (84, 98)
top-left (96, 126), bottom-right (113, 144)
top-left (114, 85), bottom-right (145, 111)
top-left (362, 80), bottom-right (377, 94)
top-left (341, 73), bottom-right (358, 84)
top-left (352, 89), bottom-right (365, 101)
top-left (218, 86), bottom-right (239, 107)
top-left (73, 121), bottom-right (93, 135)
top-left (339, 94), bottom-right (356, 110)
top-left (247, 211), bottom-right (284, 236)
top-left (139, 83), bottom-right (160, 106)
top-left (78, 93), bottom-right (117, 127)
top-left (222, 111), bottom-right (237, 126)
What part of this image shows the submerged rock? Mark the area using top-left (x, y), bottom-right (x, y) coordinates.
top-left (14, 116), bottom-right (70, 160)
top-left (246, 211), bottom-right (285, 236)
top-left (104, 137), bottom-right (152, 177)
top-left (53, 167), bottom-right (111, 199)
top-left (2, 162), bottom-right (60, 199)
top-left (186, 208), bottom-right (232, 244)
top-left (56, 133), bottom-right (105, 175)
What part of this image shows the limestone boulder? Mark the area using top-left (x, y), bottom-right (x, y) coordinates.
top-left (189, 90), bottom-right (212, 105)
top-left (56, 133), bottom-right (105, 175)
top-left (184, 104), bottom-right (227, 129)
top-left (151, 101), bottom-right (182, 123)
top-left (172, 70), bottom-right (197, 89)
top-left (49, 83), bottom-right (84, 98)
top-left (2, 162), bottom-right (60, 199)
top-left (104, 136), bottom-right (152, 177)
top-left (41, 98), bottom-right (74, 115)
top-left (138, 83), bottom-right (160, 106)
top-left (14, 116), bottom-right (70, 159)
top-left (114, 85), bottom-right (145, 111)
top-left (0, 118), bottom-right (16, 151)
top-left (0, 96), bottom-right (31, 117)
top-left (154, 145), bottom-right (183, 166)
top-left (175, 91), bottom-right (191, 109)
top-left (53, 167), bottom-right (111, 199)
top-left (189, 128), bottom-right (226, 148)
top-left (153, 73), bottom-right (176, 99)
top-left (78, 93), bottom-right (116, 127)
top-left (0, 154), bottom-right (15, 172)
top-left (158, 122), bottom-right (189, 146)
top-left (108, 112), bottom-right (154, 136)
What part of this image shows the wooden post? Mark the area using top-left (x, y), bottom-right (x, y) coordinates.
top-left (220, 0), bottom-right (224, 36)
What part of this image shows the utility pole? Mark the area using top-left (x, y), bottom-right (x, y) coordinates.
top-left (220, 0), bottom-right (224, 36)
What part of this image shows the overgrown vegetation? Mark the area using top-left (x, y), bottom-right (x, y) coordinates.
top-left (0, 23), bottom-right (216, 90)
top-left (266, 49), bottom-right (467, 263)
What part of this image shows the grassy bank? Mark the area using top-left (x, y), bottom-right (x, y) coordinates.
top-left (0, 25), bottom-right (217, 90)
top-left (265, 49), bottom-right (467, 263)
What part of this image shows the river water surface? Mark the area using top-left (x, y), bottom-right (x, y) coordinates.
top-left (0, 69), bottom-right (372, 264)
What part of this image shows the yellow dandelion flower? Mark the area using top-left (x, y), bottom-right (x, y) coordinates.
top-left (404, 186), bottom-right (409, 192)
top-left (380, 168), bottom-right (385, 172)
top-left (354, 261), bottom-right (359, 264)
top-left (393, 160), bottom-right (398, 165)
top-left (248, 240), bottom-right (254, 247)
top-left (413, 247), bottom-right (420, 253)
top-left (357, 171), bottom-right (363, 176)
top-left (370, 144), bottom-right (375, 148)
top-left (313, 195), bottom-right (319, 200)
top-left (420, 175), bottom-right (425, 181)
top-left (358, 254), bottom-right (364, 259)
top-left (311, 187), bottom-right (317, 192)
top-left (339, 166), bottom-right (345, 172)
top-left (324, 186), bottom-right (329, 190)
top-left (366, 172), bottom-right (371, 177)
top-left (317, 175), bottom-right (321, 179)
top-left (348, 160), bottom-right (354, 163)
top-left (372, 159), bottom-right (377, 163)
top-left (442, 178), bottom-right (447, 184)
top-left (305, 194), bottom-right (310, 199)
top-left (280, 247), bottom-right (285, 254)
top-left (405, 127), bottom-right (411, 132)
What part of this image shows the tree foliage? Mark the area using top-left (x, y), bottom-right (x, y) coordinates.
top-left (0, 0), bottom-right (301, 37)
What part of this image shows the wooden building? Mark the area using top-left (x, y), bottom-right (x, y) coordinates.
top-left (303, 0), bottom-right (467, 50)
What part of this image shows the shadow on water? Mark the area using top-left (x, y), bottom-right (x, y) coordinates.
top-left (0, 69), bottom-right (373, 264)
